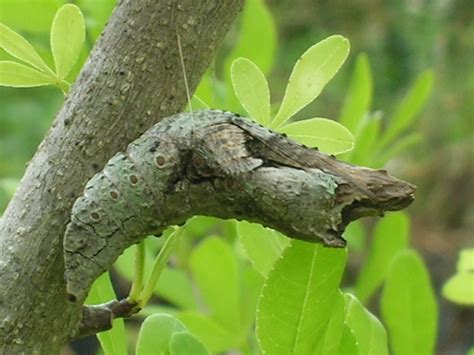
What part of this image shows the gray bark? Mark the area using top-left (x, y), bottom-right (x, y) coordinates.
top-left (0, 1), bottom-right (244, 353)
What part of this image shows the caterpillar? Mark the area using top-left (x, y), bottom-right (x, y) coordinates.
top-left (64, 109), bottom-right (415, 302)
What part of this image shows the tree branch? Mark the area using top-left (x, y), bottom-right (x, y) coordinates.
top-left (0, 1), bottom-right (244, 352)
top-left (74, 299), bottom-right (139, 340)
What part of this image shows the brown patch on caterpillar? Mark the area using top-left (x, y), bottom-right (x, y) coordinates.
top-left (129, 175), bottom-right (138, 185)
top-left (155, 155), bottom-right (166, 167)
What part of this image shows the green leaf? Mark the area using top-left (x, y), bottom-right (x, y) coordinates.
top-left (187, 95), bottom-right (210, 111)
top-left (0, 22), bottom-right (53, 74)
top-left (240, 266), bottom-right (264, 333)
top-left (136, 314), bottom-right (186, 355)
top-left (189, 237), bottom-right (240, 331)
top-left (156, 267), bottom-right (197, 310)
top-left (344, 294), bottom-right (389, 355)
top-left (195, 71), bottom-right (215, 106)
top-left (442, 248), bottom-right (474, 305)
top-left (86, 273), bottom-right (128, 355)
top-left (256, 240), bottom-right (347, 354)
top-left (343, 220), bottom-right (366, 252)
top-left (338, 324), bottom-right (360, 354)
top-left (278, 117), bottom-right (354, 155)
top-left (271, 35), bottom-right (350, 128)
top-left (355, 212), bottom-right (410, 303)
top-left (224, 0), bottom-right (276, 76)
top-left (231, 57), bottom-right (271, 125)
top-left (339, 53), bottom-right (373, 132)
top-left (169, 331), bottom-right (210, 355)
top-left (177, 311), bottom-right (238, 352)
top-left (0, 61), bottom-right (54, 87)
top-left (50, 4), bottom-right (85, 79)
top-left (442, 272), bottom-right (474, 305)
top-left (381, 250), bottom-right (438, 355)
top-left (457, 248), bottom-right (474, 272)
top-left (349, 113), bottom-right (382, 166)
top-left (313, 291), bottom-right (345, 354)
top-left (237, 221), bottom-right (289, 276)
top-left (139, 305), bottom-right (178, 318)
top-left (375, 132), bottom-right (423, 167)
top-left (380, 70), bottom-right (434, 148)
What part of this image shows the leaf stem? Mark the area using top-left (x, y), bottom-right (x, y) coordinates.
top-left (137, 226), bottom-right (184, 308)
top-left (127, 241), bottom-right (146, 302)
top-left (58, 79), bottom-right (70, 94)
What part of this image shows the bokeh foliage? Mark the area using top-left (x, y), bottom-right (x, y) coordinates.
top-left (1, 1), bottom-right (472, 354)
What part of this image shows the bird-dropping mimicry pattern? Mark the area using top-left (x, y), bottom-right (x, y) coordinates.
top-left (64, 110), bottom-right (415, 302)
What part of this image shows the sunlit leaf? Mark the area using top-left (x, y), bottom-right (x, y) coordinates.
top-left (224, 0), bottom-right (276, 76)
top-left (0, 61), bottom-right (54, 87)
top-left (50, 4), bottom-right (85, 79)
top-left (279, 117), bottom-right (354, 154)
top-left (457, 248), bottom-right (474, 272)
top-left (189, 237), bottom-right (240, 332)
top-left (442, 248), bottom-right (474, 305)
top-left (256, 241), bottom-right (347, 354)
top-left (339, 53), bottom-right (373, 132)
top-left (271, 35), bottom-right (350, 128)
top-left (355, 212), bottom-right (410, 303)
top-left (380, 70), bottom-right (434, 148)
top-left (86, 273), bottom-right (128, 355)
top-left (231, 57), bottom-right (270, 125)
top-left (381, 250), bottom-right (438, 355)
top-left (442, 273), bottom-right (474, 305)
top-left (0, 22), bottom-right (53, 74)
top-left (177, 311), bottom-right (238, 352)
top-left (136, 314), bottom-right (186, 355)
top-left (344, 294), bottom-right (389, 355)
top-left (237, 221), bottom-right (289, 276)
top-left (169, 331), bottom-right (210, 355)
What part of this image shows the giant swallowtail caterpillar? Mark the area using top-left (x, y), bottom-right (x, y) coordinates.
top-left (64, 109), bottom-right (415, 302)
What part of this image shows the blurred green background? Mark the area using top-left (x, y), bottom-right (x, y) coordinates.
top-left (0, 0), bottom-right (472, 354)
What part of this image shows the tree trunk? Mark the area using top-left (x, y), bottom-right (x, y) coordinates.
top-left (0, 1), bottom-right (244, 352)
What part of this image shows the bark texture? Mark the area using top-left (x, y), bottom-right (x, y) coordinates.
top-left (0, 1), bottom-right (244, 353)
top-left (64, 110), bottom-right (415, 304)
